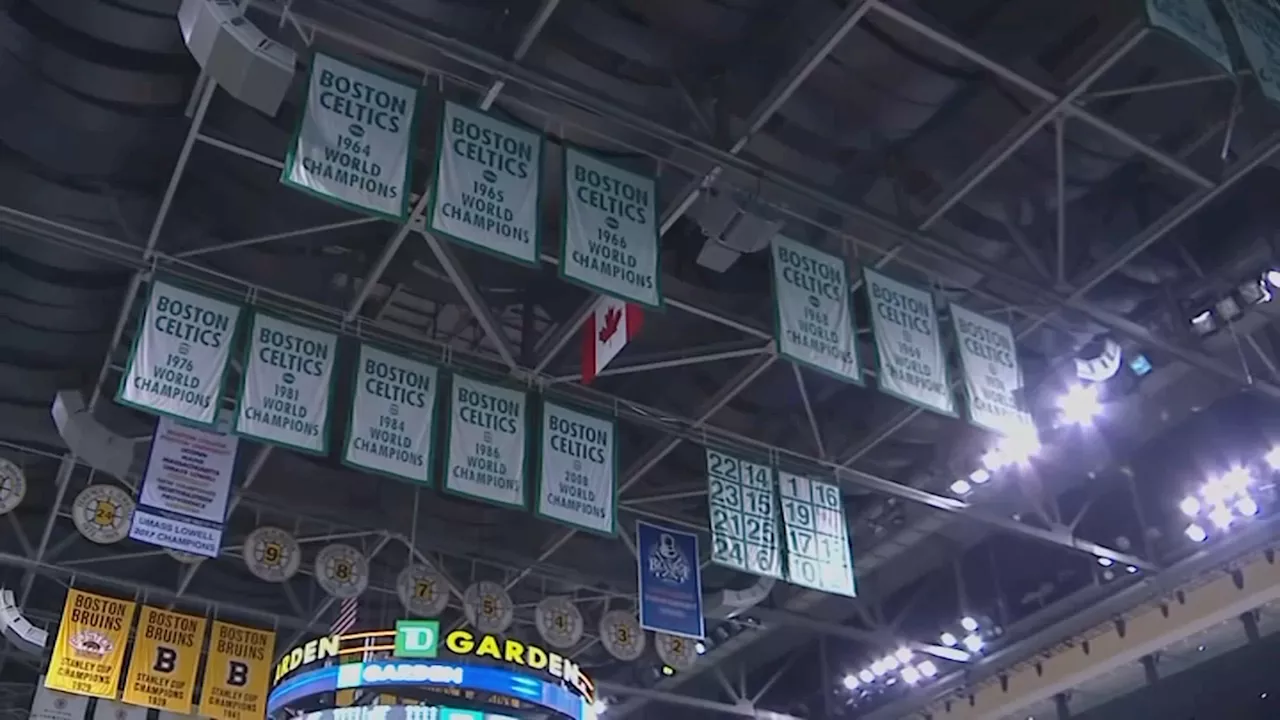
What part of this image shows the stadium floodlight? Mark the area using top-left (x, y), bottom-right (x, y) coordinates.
top-left (1179, 495), bottom-right (1201, 517)
top-left (940, 632), bottom-right (957, 647)
top-left (960, 616), bottom-right (979, 632)
top-left (950, 479), bottom-right (973, 496)
top-left (918, 661), bottom-right (938, 678)
top-left (1058, 384), bottom-right (1102, 426)
top-left (1185, 524), bottom-right (1208, 543)
top-left (842, 674), bottom-right (860, 691)
top-left (969, 468), bottom-right (991, 485)
top-left (859, 669), bottom-right (875, 684)
top-left (901, 666), bottom-right (921, 685)
top-left (962, 634), bottom-right (984, 652)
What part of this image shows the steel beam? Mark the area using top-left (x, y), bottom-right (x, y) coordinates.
top-left (595, 680), bottom-right (803, 720)
top-left (548, 343), bottom-right (769, 383)
top-left (175, 217), bottom-right (381, 258)
top-left (421, 230), bottom-right (520, 370)
top-left (917, 23), bottom-right (1147, 230)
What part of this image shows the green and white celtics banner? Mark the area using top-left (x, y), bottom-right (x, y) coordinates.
top-left (536, 401), bottom-right (617, 535)
top-left (560, 147), bottom-right (661, 308)
top-left (444, 375), bottom-right (529, 508)
top-left (428, 101), bottom-right (542, 265)
top-left (281, 53), bottom-right (420, 219)
top-left (771, 236), bottom-right (861, 384)
top-left (117, 280), bottom-right (241, 426)
top-left (950, 304), bottom-right (1033, 437)
top-left (235, 314), bottom-right (338, 454)
top-left (862, 268), bottom-right (954, 416)
top-left (1146, 0), bottom-right (1233, 72)
top-left (343, 344), bottom-right (440, 484)
top-left (1223, 0), bottom-right (1280, 106)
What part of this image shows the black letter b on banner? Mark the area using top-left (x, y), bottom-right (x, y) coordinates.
top-left (227, 661), bottom-right (248, 686)
top-left (153, 646), bottom-right (177, 674)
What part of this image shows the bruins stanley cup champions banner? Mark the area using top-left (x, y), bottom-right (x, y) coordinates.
top-left (200, 621), bottom-right (276, 720)
top-left (46, 589), bottom-right (137, 699)
top-left (281, 53), bottom-right (421, 220)
top-left (236, 313), bottom-right (339, 454)
top-left (117, 279), bottom-right (241, 426)
top-left (122, 606), bottom-right (208, 713)
top-left (428, 101), bottom-right (543, 265)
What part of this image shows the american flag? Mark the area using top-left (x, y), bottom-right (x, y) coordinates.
top-left (331, 595), bottom-right (359, 635)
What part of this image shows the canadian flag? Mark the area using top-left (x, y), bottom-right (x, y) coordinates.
top-left (581, 296), bottom-right (643, 384)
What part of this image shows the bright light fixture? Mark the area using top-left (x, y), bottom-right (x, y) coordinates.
top-left (695, 641), bottom-right (706, 655)
top-left (950, 479), bottom-right (973, 496)
top-left (1266, 446), bottom-right (1280, 469)
top-left (1185, 524), bottom-right (1208, 543)
top-left (1058, 384), bottom-right (1101, 425)
top-left (1179, 495), bottom-right (1201, 517)
top-left (859, 669), bottom-right (875, 683)
top-left (1236, 495), bottom-right (1259, 517)
top-left (1096, 557), bottom-right (1113, 567)
top-left (940, 632), bottom-right (958, 647)
top-left (1220, 466), bottom-right (1252, 495)
top-left (901, 666), bottom-right (921, 685)
top-left (1126, 565), bottom-right (1138, 574)
top-left (842, 674), bottom-right (860, 691)
top-left (962, 634), bottom-right (984, 652)
top-left (918, 660), bottom-right (938, 678)
top-left (969, 468), bottom-right (991, 485)
top-left (871, 660), bottom-right (888, 677)
top-left (960, 616), bottom-right (979, 632)
top-left (1266, 269), bottom-right (1280, 289)
top-left (593, 700), bottom-right (609, 715)
top-left (1208, 505), bottom-right (1233, 530)
top-left (883, 655), bottom-right (901, 671)
top-left (895, 647), bottom-right (913, 663)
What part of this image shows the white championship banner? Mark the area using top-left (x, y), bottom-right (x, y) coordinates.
top-left (281, 53), bottom-right (420, 219)
top-left (235, 314), bottom-right (338, 454)
top-left (428, 101), bottom-right (542, 265)
top-left (343, 344), bottom-right (440, 484)
top-left (129, 412), bottom-right (239, 558)
top-left (444, 375), bottom-right (529, 508)
top-left (862, 268), bottom-right (954, 416)
top-left (536, 401), bottom-right (617, 535)
top-left (117, 279), bottom-right (241, 425)
top-left (950, 304), bottom-right (1034, 437)
top-left (560, 147), bottom-right (661, 308)
top-left (779, 472), bottom-right (856, 598)
top-left (770, 236), bottom-right (861, 384)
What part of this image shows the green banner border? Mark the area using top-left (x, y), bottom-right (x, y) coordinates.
top-left (440, 372), bottom-right (532, 510)
top-left (533, 397), bottom-right (619, 537)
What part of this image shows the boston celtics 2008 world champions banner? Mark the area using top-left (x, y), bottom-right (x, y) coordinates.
top-left (281, 53), bottom-right (421, 220)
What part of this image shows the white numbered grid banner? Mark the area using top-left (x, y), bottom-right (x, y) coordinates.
top-left (779, 472), bottom-right (855, 597)
top-left (281, 53), bottom-right (420, 220)
top-left (130, 412), bottom-right (239, 558)
top-left (536, 401), bottom-right (617, 535)
top-left (862, 268), bottom-right (955, 417)
top-left (444, 375), bottom-right (529, 508)
top-left (560, 147), bottom-right (662, 308)
top-left (117, 279), bottom-right (241, 426)
top-left (428, 101), bottom-right (542, 265)
top-left (343, 344), bottom-right (441, 485)
top-left (771, 236), bottom-right (861, 384)
top-left (705, 448), bottom-right (780, 578)
top-left (235, 313), bottom-right (338, 454)
top-left (950, 304), bottom-right (1035, 437)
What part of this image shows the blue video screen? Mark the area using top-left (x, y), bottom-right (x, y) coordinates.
top-left (267, 660), bottom-right (594, 720)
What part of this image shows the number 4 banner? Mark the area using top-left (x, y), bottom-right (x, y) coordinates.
top-left (705, 448), bottom-right (781, 578)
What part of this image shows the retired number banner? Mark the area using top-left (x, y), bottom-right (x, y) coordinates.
top-left (117, 279), bottom-right (241, 426)
top-left (771, 236), bottom-right (861, 384)
top-left (560, 147), bottom-right (662, 308)
top-left (536, 401), bottom-right (617, 535)
top-left (281, 53), bottom-right (420, 220)
top-left (235, 314), bottom-right (338, 454)
top-left (444, 375), bottom-right (529, 508)
top-left (343, 344), bottom-right (441, 484)
top-left (950, 304), bottom-right (1034, 437)
top-left (428, 101), bottom-right (542, 265)
top-left (862, 268), bottom-right (954, 416)
top-left (46, 589), bottom-right (137, 699)
top-left (122, 606), bottom-right (208, 713)
top-left (200, 621), bottom-right (275, 720)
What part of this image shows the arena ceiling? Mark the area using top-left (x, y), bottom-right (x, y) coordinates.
top-left (2, 0), bottom-right (1280, 718)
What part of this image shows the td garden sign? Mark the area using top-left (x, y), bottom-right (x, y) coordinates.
top-left (273, 621), bottom-right (595, 704)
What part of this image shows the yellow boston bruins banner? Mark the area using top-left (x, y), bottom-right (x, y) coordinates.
top-left (45, 589), bottom-right (137, 699)
top-left (122, 606), bottom-right (208, 712)
top-left (200, 620), bottom-right (275, 720)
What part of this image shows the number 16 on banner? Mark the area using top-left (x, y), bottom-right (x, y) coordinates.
top-left (780, 472), bottom-right (856, 597)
